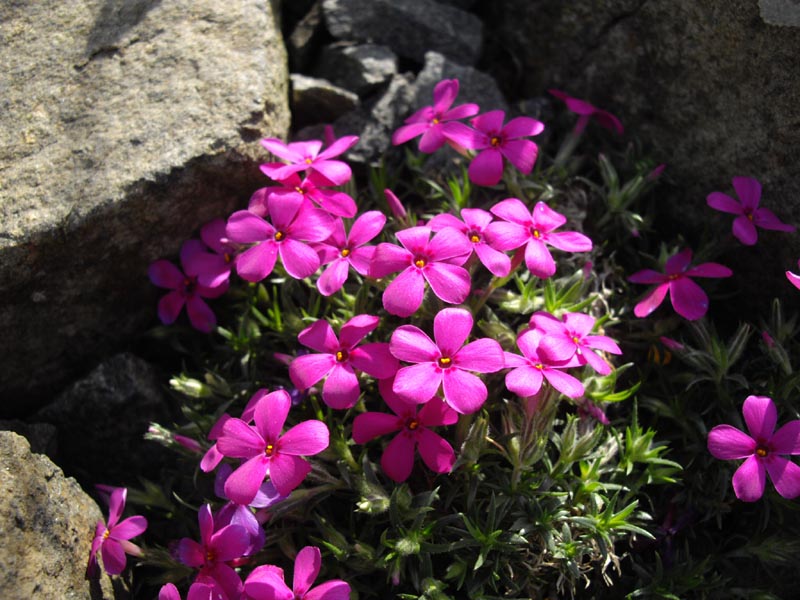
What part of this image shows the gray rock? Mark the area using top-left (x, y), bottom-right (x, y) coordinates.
top-left (315, 43), bottom-right (398, 97)
top-left (414, 51), bottom-right (509, 114)
top-left (759, 0), bottom-right (800, 26)
top-left (321, 0), bottom-right (483, 65)
top-left (291, 73), bottom-right (360, 129)
top-left (0, 0), bottom-right (290, 412)
top-left (35, 353), bottom-right (172, 488)
top-left (287, 1), bottom-right (327, 72)
top-left (485, 0), bottom-right (800, 310)
top-left (0, 419), bottom-right (58, 457)
top-left (0, 431), bottom-right (115, 599)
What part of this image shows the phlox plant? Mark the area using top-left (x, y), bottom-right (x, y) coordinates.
top-left (92, 78), bottom-right (800, 600)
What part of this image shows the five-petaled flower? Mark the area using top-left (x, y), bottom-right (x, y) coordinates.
top-left (244, 546), bottom-right (350, 600)
top-left (467, 109), bottom-right (545, 186)
top-left (707, 177), bottom-right (795, 245)
top-left (390, 307), bottom-right (505, 414)
top-left (289, 314), bottom-right (398, 409)
top-left (353, 378), bottom-right (458, 482)
top-left (259, 135), bottom-right (359, 186)
top-left (628, 248), bottom-right (732, 321)
top-left (708, 395), bottom-right (800, 502)
top-left (87, 487), bottom-right (147, 577)
top-left (504, 328), bottom-right (585, 399)
top-left (215, 389), bottom-right (329, 504)
top-left (548, 89), bottom-right (624, 135)
top-left (428, 208), bottom-right (511, 277)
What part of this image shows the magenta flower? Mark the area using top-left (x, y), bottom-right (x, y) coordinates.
top-left (369, 226), bottom-right (472, 317)
top-left (392, 78), bottom-right (479, 153)
top-left (707, 177), bottom-right (795, 245)
top-left (289, 314), bottom-right (399, 409)
top-left (148, 240), bottom-right (228, 332)
top-left (487, 199), bottom-right (593, 278)
top-left (504, 328), bottom-right (585, 399)
top-left (188, 219), bottom-right (240, 288)
top-left (226, 194), bottom-right (335, 282)
top-left (353, 378), bottom-right (458, 482)
top-left (315, 211), bottom-right (386, 296)
top-left (530, 311), bottom-right (622, 376)
top-left (384, 188), bottom-right (408, 221)
top-left (158, 582), bottom-right (217, 600)
top-left (216, 389), bottom-right (329, 503)
top-left (708, 395), bottom-right (800, 502)
top-left (244, 546), bottom-right (350, 600)
top-left (87, 487), bottom-right (147, 577)
top-left (259, 135), bottom-right (359, 186)
top-left (251, 171), bottom-right (357, 219)
top-left (428, 208), bottom-right (511, 277)
top-left (390, 307), bottom-right (505, 414)
top-left (628, 248), bottom-right (732, 321)
top-left (176, 504), bottom-right (248, 599)
top-left (786, 259), bottom-right (800, 290)
top-left (548, 89), bottom-right (624, 135)
top-left (467, 110), bottom-right (545, 186)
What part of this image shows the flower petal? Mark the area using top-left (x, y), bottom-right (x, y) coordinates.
top-left (418, 396), bottom-right (459, 427)
top-left (293, 546), bottom-right (322, 597)
top-left (279, 238), bottom-right (321, 279)
top-left (289, 353), bottom-right (336, 391)
top-left (545, 231), bottom-right (593, 253)
top-left (111, 516), bottom-right (148, 541)
top-left (101, 539), bottom-right (127, 575)
top-left (348, 211), bottom-right (387, 247)
top-left (269, 453), bottom-right (312, 496)
top-left (490, 198), bottom-right (532, 226)
top-left (732, 455), bottom-right (766, 502)
top-left (349, 343), bottom-right (399, 379)
top-left (633, 283), bottom-right (669, 318)
top-left (770, 420), bottom-right (800, 455)
top-left (442, 369), bottom-right (487, 414)
top-left (732, 215), bottom-right (758, 245)
top-left (468, 148), bottom-right (504, 186)
top-left (742, 395), bottom-right (777, 442)
top-left (531, 202), bottom-right (567, 232)
top-left (186, 296), bottom-right (216, 333)
top-left (732, 176), bottom-right (761, 210)
top-left (393, 363), bottom-right (442, 404)
top-left (321, 364), bottom-right (361, 409)
top-left (501, 139), bottom-right (538, 175)
top-left (256, 390), bottom-right (292, 443)
top-left (157, 291), bottom-right (185, 325)
top-left (148, 260), bottom-right (184, 289)
top-left (505, 365), bottom-right (543, 397)
top-left (474, 242), bottom-right (511, 277)
top-left (684, 262), bottom-right (733, 278)
top-left (305, 580), bottom-right (352, 600)
top-left (434, 308), bottom-right (473, 356)
top-left (390, 325), bottom-right (439, 362)
top-left (706, 191), bottom-right (743, 215)
top-left (524, 239), bottom-right (556, 278)
top-left (417, 428), bottom-right (455, 474)
top-left (424, 263), bottom-right (471, 304)
top-left (541, 368), bottom-right (585, 398)
top-left (352, 412), bottom-right (402, 444)
top-left (454, 339), bottom-right (505, 373)
top-left (223, 455), bottom-right (270, 505)
top-left (765, 456), bottom-right (800, 499)
top-left (279, 420), bottom-right (329, 456)
top-left (381, 432), bottom-right (416, 482)
top-left (217, 419), bottom-right (264, 458)
top-left (234, 242), bottom-right (278, 282)
top-left (669, 278), bottom-right (709, 321)
top-left (339, 314), bottom-right (379, 348)
top-left (383, 267), bottom-right (425, 317)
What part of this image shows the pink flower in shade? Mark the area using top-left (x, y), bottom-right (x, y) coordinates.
top-left (529, 311), bottom-right (622, 376)
top-left (148, 240), bottom-right (229, 333)
top-left (352, 378), bottom-right (458, 482)
top-left (244, 546), bottom-right (350, 600)
top-left (707, 177), bottom-right (795, 246)
top-left (315, 211), bottom-right (386, 296)
top-left (188, 219), bottom-right (240, 288)
top-left (176, 504), bottom-right (248, 599)
top-left (487, 199), bottom-right (593, 278)
top-left (428, 208), bottom-right (511, 277)
top-left (289, 315), bottom-right (399, 409)
top-left (86, 487), bottom-right (147, 577)
top-left (369, 226), bottom-right (473, 317)
top-left (787, 259), bottom-right (800, 291)
top-left (215, 389), bottom-right (329, 503)
top-left (548, 89), bottom-right (624, 135)
top-left (392, 79), bottom-right (479, 153)
top-left (467, 110), bottom-right (545, 186)
top-left (504, 328), bottom-right (585, 399)
top-left (390, 308), bottom-right (505, 414)
top-left (250, 171), bottom-right (357, 219)
top-left (384, 188), bottom-right (407, 221)
top-left (225, 195), bottom-right (335, 282)
top-left (259, 135), bottom-right (359, 186)
top-left (628, 248), bottom-right (732, 321)
top-left (708, 395), bottom-right (800, 502)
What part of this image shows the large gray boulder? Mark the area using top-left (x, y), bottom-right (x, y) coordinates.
top-left (0, 431), bottom-right (115, 599)
top-left (0, 0), bottom-right (290, 413)
top-left (484, 0), bottom-right (800, 307)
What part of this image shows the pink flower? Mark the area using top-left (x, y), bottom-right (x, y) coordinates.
top-left (708, 395), bottom-right (800, 502)
top-left (315, 211), bottom-right (386, 296)
top-left (548, 89), bottom-right (624, 135)
top-left (176, 504), bottom-right (248, 599)
top-left (215, 389), bottom-right (329, 503)
top-left (259, 135), bottom-right (359, 186)
top-left (225, 194), bottom-right (335, 282)
top-left (390, 308), bottom-right (505, 414)
top-left (352, 378), bottom-right (458, 482)
top-left (707, 177), bottom-right (795, 245)
top-left (250, 171), bottom-right (357, 219)
top-left (392, 79), bottom-right (479, 153)
top-left (787, 259), bottom-right (800, 290)
top-left (244, 546), bottom-right (350, 600)
top-left (148, 240), bottom-right (229, 332)
top-left (158, 582), bottom-right (217, 600)
top-left (428, 208), bottom-right (511, 277)
top-left (384, 188), bottom-right (407, 221)
top-left (487, 199), bottom-right (593, 278)
top-left (369, 226), bottom-right (472, 317)
top-left (628, 248), bottom-right (732, 321)
top-left (187, 219), bottom-right (240, 288)
top-left (467, 110), bottom-right (545, 186)
top-left (289, 314), bottom-right (399, 409)
top-left (504, 328), bottom-right (585, 399)
top-left (87, 487), bottom-right (147, 577)
top-left (530, 311), bottom-right (622, 376)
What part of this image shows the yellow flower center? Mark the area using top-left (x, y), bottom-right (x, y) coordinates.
top-left (415, 258), bottom-right (427, 268)
top-left (432, 118), bottom-right (440, 124)
top-left (341, 248), bottom-right (351, 257)
top-left (755, 446), bottom-right (768, 458)
top-left (223, 253), bottom-right (232, 264)
top-left (469, 233), bottom-right (481, 243)
top-left (102, 529), bottom-right (110, 541)
top-left (305, 158), bottom-right (313, 164)
top-left (490, 136), bottom-right (501, 147)
top-left (406, 418), bottom-right (420, 431)
top-left (532, 229), bottom-right (541, 238)
top-left (336, 350), bottom-right (348, 362)
top-left (295, 186), bottom-right (305, 194)
top-left (265, 444), bottom-right (275, 457)
top-left (274, 231), bottom-right (285, 242)
top-left (438, 357), bottom-right (452, 368)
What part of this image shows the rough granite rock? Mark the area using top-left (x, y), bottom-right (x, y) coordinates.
top-left (483, 0), bottom-right (800, 310)
top-left (0, 431), bottom-right (115, 599)
top-left (415, 51), bottom-right (508, 114)
top-left (290, 73), bottom-right (360, 129)
top-left (0, 0), bottom-right (290, 413)
top-left (34, 353), bottom-right (172, 489)
top-left (321, 0), bottom-right (483, 65)
top-left (287, 1), bottom-right (328, 73)
top-left (314, 43), bottom-right (398, 97)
